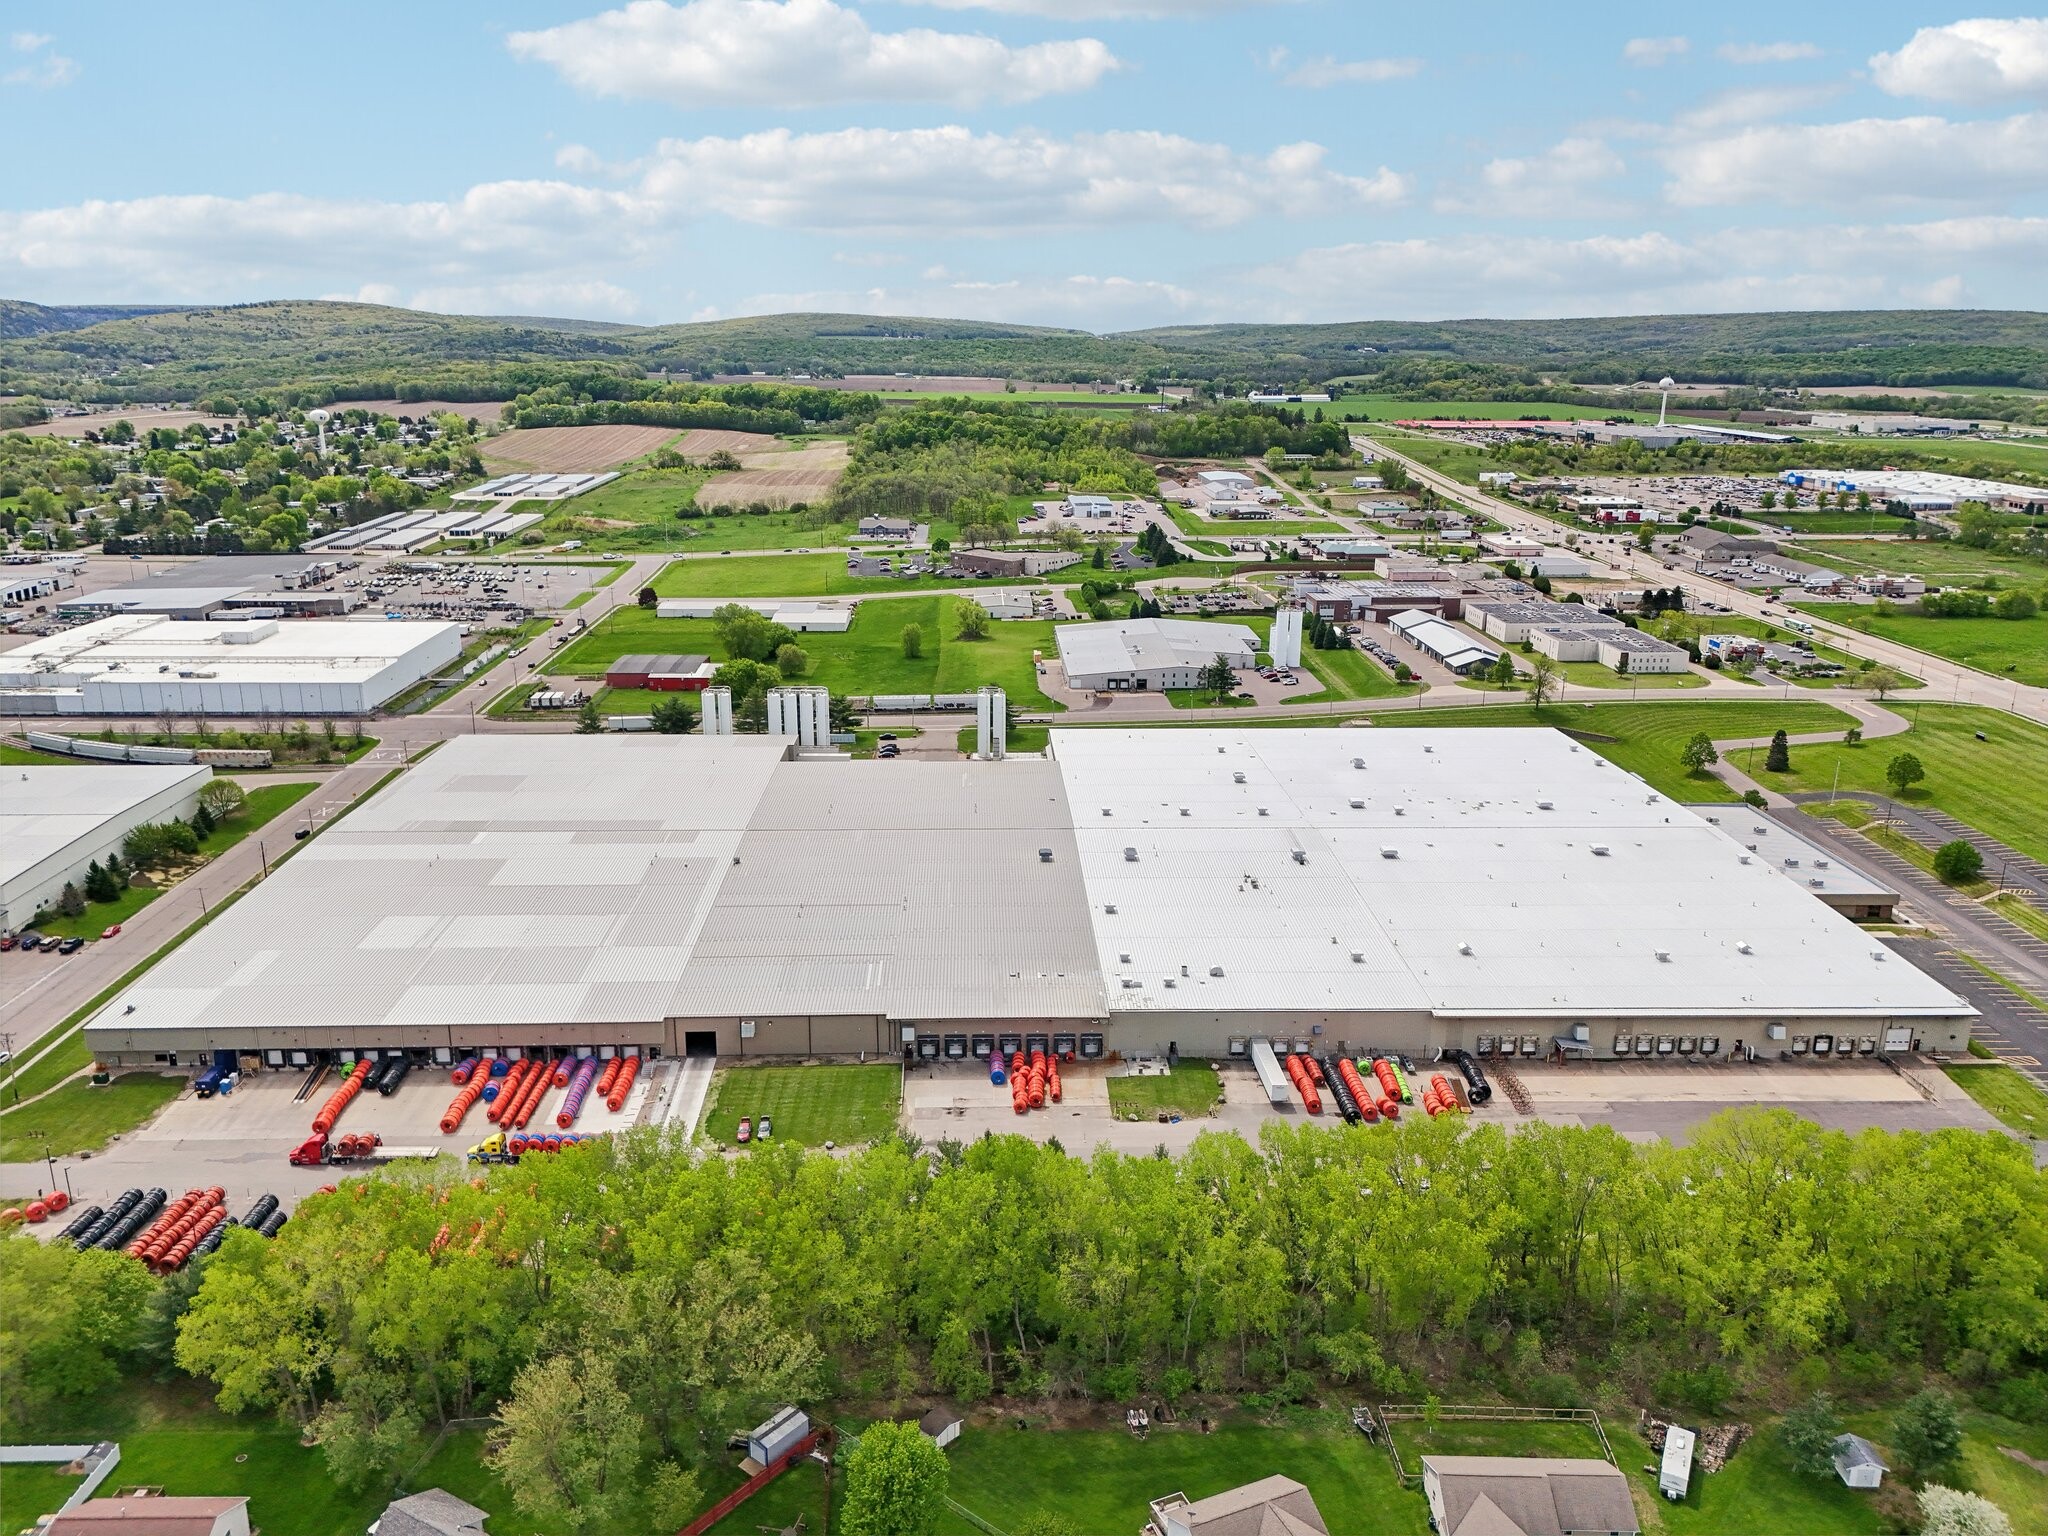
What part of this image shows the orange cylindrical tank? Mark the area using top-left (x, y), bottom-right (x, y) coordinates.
top-left (605, 1054), bottom-right (640, 1112)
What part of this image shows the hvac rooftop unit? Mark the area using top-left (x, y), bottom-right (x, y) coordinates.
top-left (1121, 978), bottom-right (1141, 989)
top-left (1352, 757), bottom-right (1364, 769)
top-left (1814, 858), bottom-right (1830, 867)
top-left (1537, 799), bottom-right (1554, 810)
top-left (1180, 807), bottom-right (1191, 816)
top-left (1783, 857), bottom-right (1800, 867)
top-left (1209, 966), bottom-right (1224, 977)
top-left (1123, 846), bottom-right (1138, 861)
top-left (1380, 846), bottom-right (1399, 859)
top-left (1457, 941), bottom-right (1473, 956)
top-left (1232, 771), bottom-right (1246, 783)
top-left (1257, 807), bottom-right (1269, 817)
top-left (1291, 849), bottom-right (1306, 864)
top-left (1104, 903), bottom-right (1117, 914)
top-left (1736, 941), bottom-right (1753, 954)
top-left (1038, 848), bottom-right (1053, 862)
top-left (1350, 951), bottom-right (1364, 963)
top-left (1590, 844), bottom-right (1610, 856)
top-left (1349, 798), bottom-right (1364, 809)
top-left (1654, 949), bottom-right (1672, 962)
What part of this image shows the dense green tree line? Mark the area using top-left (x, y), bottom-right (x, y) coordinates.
top-left (505, 379), bottom-right (880, 434)
top-left (125, 1110), bottom-right (2048, 1497)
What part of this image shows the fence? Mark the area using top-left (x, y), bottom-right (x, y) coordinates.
top-left (677, 1431), bottom-right (819, 1536)
top-left (1375, 1403), bottom-right (1617, 1487)
top-left (0, 1442), bottom-right (122, 1511)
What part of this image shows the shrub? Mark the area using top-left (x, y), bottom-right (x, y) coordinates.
top-left (1891, 1388), bottom-right (1963, 1483)
top-left (1932, 840), bottom-right (1984, 886)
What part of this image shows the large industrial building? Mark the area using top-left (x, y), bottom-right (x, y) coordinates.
top-left (0, 613), bottom-right (461, 715)
top-left (81, 728), bottom-right (1972, 1069)
top-left (1057, 617), bottom-right (1260, 691)
top-left (3, 764), bottom-right (212, 934)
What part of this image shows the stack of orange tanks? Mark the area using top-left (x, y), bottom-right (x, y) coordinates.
top-left (311, 1059), bottom-right (373, 1135)
top-left (486, 1059), bottom-right (531, 1126)
top-left (1283, 1053), bottom-right (1322, 1114)
top-left (1335, 1058), bottom-right (1380, 1123)
top-left (127, 1186), bottom-right (226, 1274)
top-left (1423, 1072), bottom-right (1467, 1117)
top-left (605, 1054), bottom-right (640, 1112)
top-left (1368, 1058), bottom-right (1404, 1120)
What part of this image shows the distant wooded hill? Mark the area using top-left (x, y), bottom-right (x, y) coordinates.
top-left (4, 298), bottom-right (2045, 405)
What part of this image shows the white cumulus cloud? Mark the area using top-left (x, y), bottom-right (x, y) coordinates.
top-left (507, 0), bottom-right (1119, 109)
top-left (1623, 36), bottom-right (1689, 67)
top-left (1273, 50), bottom-right (1422, 88)
top-left (902, 0), bottom-right (1294, 16)
top-left (1871, 18), bottom-right (2048, 102)
top-left (1661, 111), bottom-right (2048, 207)
top-left (637, 126), bottom-right (1410, 232)
top-left (1716, 41), bottom-right (1821, 64)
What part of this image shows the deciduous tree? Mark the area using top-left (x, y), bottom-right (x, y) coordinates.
top-left (843, 1418), bottom-right (949, 1536)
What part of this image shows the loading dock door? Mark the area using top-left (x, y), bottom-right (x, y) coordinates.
top-left (684, 1031), bottom-right (718, 1058)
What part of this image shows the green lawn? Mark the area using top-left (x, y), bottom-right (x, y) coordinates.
top-left (651, 552), bottom-right (1089, 598)
top-left (1944, 1063), bottom-right (2048, 1138)
top-left (1761, 704), bottom-right (2048, 863)
top-left (548, 597), bottom-right (1063, 709)
top-left (1107, 1064), bottom-right (1223, 1119)
top-left (31, 881), bottom-right (162, 941)
top-left (1835, 1408), bottom-right (2048, 1536)
top-left (3, 1382), bottom-right (389, 1536)
top-left (1391, 1415), bottom-right (1610, 1464)
top-left (1168, 508), bottom-right (1340, 539)
top-left (0, 1072), bottom-right (185, 1161)
top-left (1782, 538), bottom-right (2048, 589)
top-left (1373, 699), bottom-right (1856, 803)
top-left (1797, 604), bottom-right (2048, 689)
top-left (0, 1462), bottom-right (83, 1526)
top-left (952, 723), bottom-right (1051, 754)
top-left (1642, 611), bottom-right (1912, 690)
top-left (521, 465), bottom-right (712, 551)
top-left (1861, 824), bottom-right (1995, 896)
top-left (1988, 894), bottom-right (2048, 941)
top-left (1291, 645), bottom-right (1413, 703)
top-left (1166, 687), bottom-right (1254, 708)
top-left (1553, 660), bottom-right (1706, 690)
top-left (701, 1064), bottom-right (901, 1148)
top-left (1616, 1420), bottom-right (1888, 1536)
top-left (941, 1412), bottom-right (1425, 1536)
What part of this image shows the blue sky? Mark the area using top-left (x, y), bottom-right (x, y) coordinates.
top-left (3, 3), bottom-right (2045, 329)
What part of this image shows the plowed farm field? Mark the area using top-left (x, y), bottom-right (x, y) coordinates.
top-left (695, 440), bottom-right (850, 509)
top-left (480, 424), bottom-right (679, 472)
top-left (672, 428), bottom-right (781, 456)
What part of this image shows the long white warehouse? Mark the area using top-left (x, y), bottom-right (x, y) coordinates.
top-left (3, 764), bottom-right (211, 934)
top-left (0, 614), bottom-right (462, 716)
top-left (82, 728), bottom-right (1972, 1068)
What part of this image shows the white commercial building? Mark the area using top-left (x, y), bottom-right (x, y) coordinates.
top-left (655, 598), bottom-right (856, 632)
top-left (1530, 625), bottom-right (1690, 674)
top-left (1056, 617), bottom-right (1259, 691)
top-left (1480, 533), bottom-right (1545, 560)
top-left (0, 614), bottom-right (461, 715)
top-left (2, 764), bottom-right (211, 933)
top-left (80, 729), bottom-right (1973, 1067)
top-left (1388, 611), bottom-right (1501, 674)
top-left (1469, 599), bottom-right (1623, 645)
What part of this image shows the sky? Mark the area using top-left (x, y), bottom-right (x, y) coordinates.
top-left (2, 3), bottom-right (2046, 331)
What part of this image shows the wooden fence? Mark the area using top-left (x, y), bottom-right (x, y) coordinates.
top-left (677, 1431), bottom-right (820, 1536)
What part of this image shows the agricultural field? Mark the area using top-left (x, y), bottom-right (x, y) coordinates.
top-left (479, 424), bottom-right (679, 472)
top-left (695, 438), bottom-right (850, 510)
top-left (700, 1063), bottom-right (901, 1148)
top-left (1762, 704), bottom-right (2048, 864)
top-left (1798, 603), bottom-right (2048, 689)
top-left (1373, 698), bottom-right (1857, 803)
top-left (548, 596), bottom-right (1063, 708)
top-left (327, 397), bottom-right (509, 422)
top-left (671, 427), bottom-right (781, 456)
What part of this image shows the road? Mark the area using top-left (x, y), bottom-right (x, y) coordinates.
top-left (1354, 433), bottom-right (2048, 725)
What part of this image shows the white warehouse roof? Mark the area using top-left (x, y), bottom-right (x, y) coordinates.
top-left (2, 764), bottom-right (212, 896)
top-left (1051, 729), bottom-right (1968, 1020)
top-left (0, 613), bottom-right (460, 689)
top-left (1056, 617), bottom-right (1259, 678)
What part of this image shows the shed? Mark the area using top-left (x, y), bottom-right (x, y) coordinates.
top-left (748, 1405), bottom-right (811, 1467)
top-left (1832, 1433), bottom-right (1887, 1489)
top-left (1658, 1425), bottom-right (1695, 1501)
top-left (603, 653), bottom-right (713, 691)
top-left (916, 1408), bottom-right (963, 1450)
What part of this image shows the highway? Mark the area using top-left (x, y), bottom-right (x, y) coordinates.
top-left (1354, 433), bottom-right (2048, 726)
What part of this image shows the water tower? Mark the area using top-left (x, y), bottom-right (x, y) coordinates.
top-left (306, 408), bottom-right (330, 458)
top-left (1656, 377), bottom-right (1675, 428)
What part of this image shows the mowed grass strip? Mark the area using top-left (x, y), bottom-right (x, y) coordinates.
top-left (650, 551), bottom-right (1100, 597)
top-left (1799, 604), bottom-right (2048, 689)
top-left (1372, 699), bottom-right (1856, 802)
top-left (0, 1072), bottom-right (186, 1161)
top-left (1764, 704), bottom-right (2048, 864)
top-left (549, 596), bottom-right (1063, 708)
top-left (701, 1063), bottom-right (901, 1148)
top-left (1944, 1063), bottom-right (2048, 1138)
top-left (1107, 1064), bottom-right (1223, 1119)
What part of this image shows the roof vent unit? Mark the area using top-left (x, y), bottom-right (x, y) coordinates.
top-left (1705, 815), bottom-right (1720, 824)
top-left (1257, 807), bottom-right (1269, 817)
top-left (1536, 800), bottom-right (1554, 811)
top-left (1104, 903), bottom-right (1117, 914)
top-left (1738, 854), bottom-right (1752, 864)
top-left (1380, 846), bottom-right (1399, 859)
top-left (1423, 744), bottom-right (1433, 753)
top-left (1123, 846), bottom-right (1138, 862)
top-left (1119, 952), bottom-right (1132, 963)
top-left (1349, 798), bottom-right (1364, 810)
top-left (1352, 757), bottom-right (1365, 769)
top-left (1809, 878), bottom-right (1825, 887)
top-left (1457, 941), bottom-right (1473, 956)
top-left (1350, 950), bottom-right (1364, 963)
top-left (1232, 772), bottom-right (1246, 784)
top-left (1180, 807), bottom-right (1191, 817)
top-left (1393, 807), bottom-right (1406, 817)
top-left (1736, 941), bottom-right (1753, 954)
top-left (1813, 858), bottom-right (1830, 868)
top-left (1209, 965), bottom-right (1225, 977)
top-left (1102, 807), bottom-right (1112, 816)
top-left (1038, 848), bottom-right (1053, 862)
top-left (1752, 825), bottom-right (1767, 835)
top-left (1164, 977), bottom-right (1176, 988)
top-left (1590, 844), bottom-right (1610, 856)
top-left (1121, 977), bottom-right (1141, 989)
top-left (1654, 949), bottom-right (1672, 963)
top-left (1291, 849), bottom-right (1306, 865)
top-left (1783, 857), bottom-right (1800, 868)
top-left (1870, 950), bottom-right (1886, 962)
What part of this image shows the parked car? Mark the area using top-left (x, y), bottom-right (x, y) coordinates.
top-left (40, 935), bottom-right (63, 951)
top-left (757, 1115), bottom-right (773, 1141)
top-left (736, 1116), bottom-right (752, 1145)
top-left (16, 931), bottom-right (41, 950)
top-left (0, 935), bottom-right (16, 951)
top-left (58, 936), bottom-right (84, 954)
